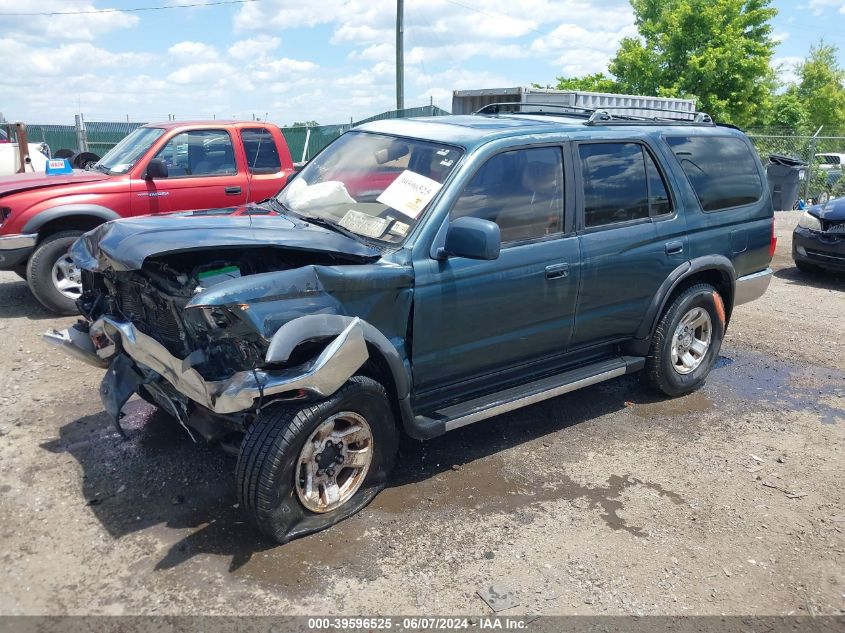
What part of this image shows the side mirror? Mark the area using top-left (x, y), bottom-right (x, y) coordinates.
top-left (439, 216), bottom-right (501, 260)
top-left (145, 158), bottom-right (168, 180)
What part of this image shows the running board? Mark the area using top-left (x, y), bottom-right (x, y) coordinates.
top-left (431, 356), bottom-right (644, 433)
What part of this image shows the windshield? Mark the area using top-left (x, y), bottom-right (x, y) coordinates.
top-left (95, 127), bottom-right (166, 174)
top-left (277, 131), bottom-right (463, 244)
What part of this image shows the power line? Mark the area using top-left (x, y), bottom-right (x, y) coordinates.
top-left (0, 0), bottom-right (260, 17)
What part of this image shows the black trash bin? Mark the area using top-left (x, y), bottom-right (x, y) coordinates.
top-left (766, 154), bottom-right (807, 211)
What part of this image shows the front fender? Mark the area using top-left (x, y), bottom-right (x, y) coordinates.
top-left (266, 314), bottom-right (411, 400)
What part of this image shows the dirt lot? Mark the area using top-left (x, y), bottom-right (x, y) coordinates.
top-left (0, 211), bottom-right (843, 617)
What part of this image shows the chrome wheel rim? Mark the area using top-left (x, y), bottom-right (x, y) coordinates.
top-left (51, 253), bottom-right (82, 300)
top-left (670, 307), bottom-right (712, 375)
top-left (295, 411), bottom-right (373, 513)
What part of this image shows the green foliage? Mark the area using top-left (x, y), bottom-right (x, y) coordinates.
top-left (768, 87), bottom-right (808, 130)
top-left (607, 0), bottom-right (778, 126)
top-left (796, 42), bottom-right (845, 130)
top-left (552, 72), bottom-right (620, 93)
top-left (288, 120), bottom-right (320, 128)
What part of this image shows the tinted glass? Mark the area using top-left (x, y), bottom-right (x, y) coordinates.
top-left (451, 147), bottom-right (564, 243)
top-left (579, 143), bottom-right (648, 227)
top-left (154, 130), bottom-right (237, 177)
top-left (242, 128), bottom-right (281, 174)
top-left (666, 136), bottom-right (762, 211)
top-left (645, 150), bottom-right (672, 217)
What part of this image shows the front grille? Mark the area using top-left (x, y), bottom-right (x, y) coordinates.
top-left (822, 218), bottom-right (845, 233)
top-left (115, 280), bottom-right (186, 356)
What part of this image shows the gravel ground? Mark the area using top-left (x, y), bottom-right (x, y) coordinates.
top-left (0, 210), bottom-right (843, 616)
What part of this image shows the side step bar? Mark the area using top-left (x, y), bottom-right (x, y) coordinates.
top-left (413, 356), bottom-right (644, 436)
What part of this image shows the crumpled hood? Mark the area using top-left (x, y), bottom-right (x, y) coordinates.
top-left (0, 169), bottom-right (109, 197)
top-left (807, 197), bottom-right (845, 222)
top-left (70, 208), bottom-right (381, 272)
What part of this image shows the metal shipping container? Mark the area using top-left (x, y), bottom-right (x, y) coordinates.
top-left (452, 87), bottom-right (697, 119)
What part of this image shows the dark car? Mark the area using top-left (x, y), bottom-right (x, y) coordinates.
top-left (793, 197), bottom-right (845, 273)
top-left (45, 104), bottom-right (775, 543)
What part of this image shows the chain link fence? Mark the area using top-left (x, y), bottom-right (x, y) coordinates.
top-left (22, 105), bottom-right (450, 163)
top-left (747, 129), bottom-right (845, 203)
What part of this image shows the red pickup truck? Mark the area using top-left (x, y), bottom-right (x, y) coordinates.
top-left (0, 121), bottom-right (295, 313)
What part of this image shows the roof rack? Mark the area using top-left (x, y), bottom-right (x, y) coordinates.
top-left (473, 101), bottom-right (714, 126)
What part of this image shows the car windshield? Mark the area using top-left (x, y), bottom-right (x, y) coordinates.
top-left (276, 131), bottom-right (463, 244)
top-left (95, 127), bottom-right (166, 174)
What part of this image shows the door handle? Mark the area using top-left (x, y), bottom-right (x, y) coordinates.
top-left (545, 263), bottom-right (569, 280)
top-left (225, 186), bottom-right (242, 195)
top-left (665, 241), bottom-right (684, 255)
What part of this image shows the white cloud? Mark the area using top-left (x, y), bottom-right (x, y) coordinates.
top-left (806, 0), bottom-right (845, 15)
top-left (167, 41), bottom-right (219, 59)
top-left (0, 0), bottom-right (138, 41)
top-left (772, 56), bottom-right (803, 86)
top-left (228, 35), bottom-right (281, 61)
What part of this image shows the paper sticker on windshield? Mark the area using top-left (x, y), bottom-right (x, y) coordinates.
top-left (338, 210), bottom-right (391, 238)
top-left (389, 221), bottom-right (410, 237)
top-left (376, 169), bottom-right (443, 219)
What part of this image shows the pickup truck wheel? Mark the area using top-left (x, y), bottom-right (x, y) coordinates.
top-left (236, 376), bottom-right (398, 543)
top-left (26, 231), bottom-right (84, 315)
top-left (646, 283), bottom-right (725, 397)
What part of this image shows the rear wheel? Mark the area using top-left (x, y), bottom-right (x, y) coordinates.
top-left (646, 283), bottom-right (725, 397)
top-left (237, 376), bottom-right (398, 543)
top-left (26, 230), bottom-right (84, 315)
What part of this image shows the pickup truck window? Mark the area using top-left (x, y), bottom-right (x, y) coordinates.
top-left (451, 147), bottom-right (564, 244)
top-left (154, 130), bottom-right (237, 178)
top-left (580, 142), bottom-right (650, 228)
top-left (277, 131), bottom-right (463, 244)
top-left (242, 128), bottom-right (282, 174)
top-left (95, 127), bottom-right (165, 174)
top-left (666, 136), bottom-right (763, 211)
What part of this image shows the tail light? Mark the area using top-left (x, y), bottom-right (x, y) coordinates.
top-left (769, 217), bottom-right (777, 258)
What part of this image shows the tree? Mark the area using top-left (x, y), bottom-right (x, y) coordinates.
top-left (795, 41), bottom-right (845, 130)
top-left (604, 0), bottom-right (778, 126)
top-left (287, 120), bottom-right (319, 127)
top-left (549, 72), bottom-right (620, 93)
top-left (768, 87), bottom-right (807, 130)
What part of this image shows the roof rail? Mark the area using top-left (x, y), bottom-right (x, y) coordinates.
top-left (473, 101), bottom-right (714, 126)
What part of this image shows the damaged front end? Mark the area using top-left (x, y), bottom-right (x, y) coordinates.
top-left (43, 216), bottom-right (411, 441)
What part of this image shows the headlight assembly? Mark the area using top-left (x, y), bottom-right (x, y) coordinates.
top-left (798, 211), bottom-right (822, 231)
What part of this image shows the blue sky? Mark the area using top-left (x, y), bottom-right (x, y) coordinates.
top-left (0, 0), bottom-right (843, 125)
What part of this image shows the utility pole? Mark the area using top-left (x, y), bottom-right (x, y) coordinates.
top-left (396, 0), bottom-right (404, 111)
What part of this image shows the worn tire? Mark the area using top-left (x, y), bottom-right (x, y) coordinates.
top-left (645, 283), bottom-right (725, 397)
top-left (237, 376), bottom-right (399, 543)
top-left (795, 260), bottom-right (819, 274)
top-left (26, 230), bottom-right (83, 315)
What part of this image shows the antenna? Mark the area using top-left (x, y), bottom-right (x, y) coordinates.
top-left (243, 124), bottom-right (266, 224)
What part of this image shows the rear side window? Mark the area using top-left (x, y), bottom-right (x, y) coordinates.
top-left (665, 136), bottom-right (762, 211)
top-left (242, 128), bottom-right (282, 174)
top-left (579, 142), bottom-right (649, 228)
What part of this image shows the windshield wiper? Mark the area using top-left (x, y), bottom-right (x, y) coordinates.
top-left (269, 199), bottom-right (365, 242)
top-left (91, 163), bottom-right (110, 174)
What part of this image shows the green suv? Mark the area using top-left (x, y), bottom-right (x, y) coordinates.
top-left (45, 104), bottom-right (775, 543)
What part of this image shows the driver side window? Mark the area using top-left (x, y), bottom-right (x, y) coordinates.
top-left (154, 130), bottom-right (237, 178)
top-left (451, 147), bottom-right (564, 244)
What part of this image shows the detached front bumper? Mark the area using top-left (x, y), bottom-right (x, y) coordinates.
top-left (44, 316), bottom-right (369, 415)
top-left (0, 233), bottom-right (37, 268)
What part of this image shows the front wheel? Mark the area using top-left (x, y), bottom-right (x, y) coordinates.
top-left (236, 376), bottom-right (398, 543)
top-left (26, 231), bottom-right (84, 315)
top-left (646, 283), bottom-right (725, 397)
